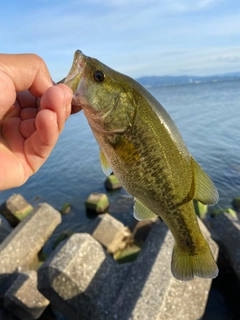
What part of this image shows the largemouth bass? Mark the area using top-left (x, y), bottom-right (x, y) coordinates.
top-left (64, 50), bottom-right (219, 281)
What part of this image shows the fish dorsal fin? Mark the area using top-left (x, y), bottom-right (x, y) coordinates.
top-left (100, 149), bottom-right (112, 176)
top-left (191, 157), bottom-right (219, 206)
top-left (133, 198), bottom-right (158, 220)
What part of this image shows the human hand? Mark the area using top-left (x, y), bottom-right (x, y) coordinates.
top-left (0, 54), bottom-right (73, 190)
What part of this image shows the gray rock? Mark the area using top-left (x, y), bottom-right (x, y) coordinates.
top-left (4, 270), bottom-right (49, 320)
top-left (108, 218), bottom-right (218, 320)
top-left (0, 194), bottom-right (33, 227)
top-left (211, 212), bottom-right (240, 280)
top-left (0, 203), bottom-right (61, 293)
top-left (38, 233), bottom-right (130, 320)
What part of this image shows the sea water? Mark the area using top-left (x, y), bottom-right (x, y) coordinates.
top-left (0, 80), bottom-right (239, 229)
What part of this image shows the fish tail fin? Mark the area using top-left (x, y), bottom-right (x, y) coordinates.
top-left (171, 243), bottom-right (218, 281)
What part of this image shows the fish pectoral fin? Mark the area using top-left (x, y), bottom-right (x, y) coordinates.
top-left (113, 136), bottom-right (140, 165)
top-left (100, 149), bottom-right (112, 176)
top-left (133, 198), bottom-right (158, 220)
top-left (191, 157), bottom-right (219, 206)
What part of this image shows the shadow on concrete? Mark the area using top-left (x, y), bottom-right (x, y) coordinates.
top-left (203, 237), bottom-right (240, 320)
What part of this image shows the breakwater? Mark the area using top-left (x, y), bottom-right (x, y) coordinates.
top-left (0, 192), bottom-right (240, 319)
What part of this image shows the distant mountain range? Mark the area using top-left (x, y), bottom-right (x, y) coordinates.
top-left (136, 72), bottom-right (240, 87)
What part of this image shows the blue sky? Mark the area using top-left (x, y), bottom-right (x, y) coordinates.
top-left (1, 0), bottom-right (240, 79)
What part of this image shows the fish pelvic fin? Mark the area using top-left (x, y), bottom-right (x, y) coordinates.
top-left (171, 243), bottom-right (219, 281)
top-left (100, 149), bottom-right (112, 176)
top-left (191, 157), bottom-right (219, 206)
top-left (133, 198), bottom-right (158, 220)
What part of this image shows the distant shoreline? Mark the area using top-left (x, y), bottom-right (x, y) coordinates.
top-left (136, 72), bottom-right (240, 87)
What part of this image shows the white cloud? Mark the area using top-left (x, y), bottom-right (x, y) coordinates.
top-left (1, 0), bottom-right (240, 79)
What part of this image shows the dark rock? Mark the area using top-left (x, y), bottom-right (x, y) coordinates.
top-left (211, 212), bottom-right (240, 280)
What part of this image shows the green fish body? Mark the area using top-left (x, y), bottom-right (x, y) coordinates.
top-left (64, 50), bottom-right (219, 281)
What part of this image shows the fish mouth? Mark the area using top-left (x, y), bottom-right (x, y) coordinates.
top-left (71, 103), bottom-right (82, 114)
top-left (64, 50), bottom-right (86, 113)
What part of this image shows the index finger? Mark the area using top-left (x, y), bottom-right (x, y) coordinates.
top-left (0, 53), bottom-right (53, 97)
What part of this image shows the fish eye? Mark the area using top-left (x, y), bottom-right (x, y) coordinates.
top-left (94, 70), bottom-right (105, 82)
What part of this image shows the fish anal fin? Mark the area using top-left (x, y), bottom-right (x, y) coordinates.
top-left (100, 149), bottom-right (112, 176)
top-left (133, 198), bottom-right (157, 221)
top-left (191, 157), bottom-right (219, 206)
top-left (171, 243), bottom-right (219, 281)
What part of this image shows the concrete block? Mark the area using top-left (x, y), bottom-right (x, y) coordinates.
top-left (85, 193), bottom-right (109, 213)
top-left (0, 203), bottom-right (61, 293)
top-left (108, 220), bottom-right (171, 320)
top-left (211, 212), bottom-right (240, 280)
top-left (80, 214), bottom-right (132, 254)
top-left (91, 214), bottom-right (132, 254)
top-left (38, 233), bottom-right (130, 320)
top-left (104, 175), bottom-right (121, 190)
top-left (108, 218), bottom-right (218, 320)
top-left (0, 194), bottom-right (33, 227)
top-left (0, 216), bottom-right (12, 244)
top-left (4, 270), bottom-right (49, 320)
